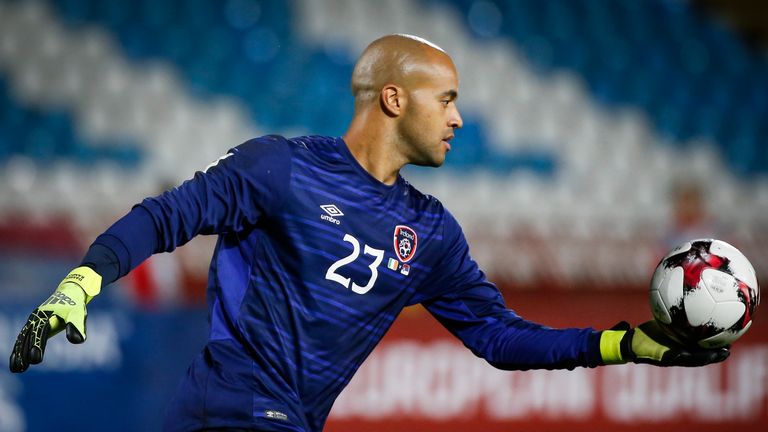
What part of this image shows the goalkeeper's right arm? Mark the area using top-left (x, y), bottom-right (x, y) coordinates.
top-left (9, 137), bottom-right (290, 372)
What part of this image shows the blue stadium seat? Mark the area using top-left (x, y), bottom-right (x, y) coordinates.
top-left (55, 0), bottom-right (95, 26)
top-left (139, 0), bottom-right (176, 28)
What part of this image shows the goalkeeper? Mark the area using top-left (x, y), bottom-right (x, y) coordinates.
top-left (10, 34), bottom-right (728, 432)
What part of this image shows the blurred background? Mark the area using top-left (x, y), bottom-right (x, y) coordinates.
top-left (0, 0), bottom-right (767, 431)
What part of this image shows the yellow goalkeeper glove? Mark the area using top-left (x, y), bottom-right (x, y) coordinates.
top-left (9, 266), bottom-right (102, 373)
top-left (600, 320), bottom-right (730, 367)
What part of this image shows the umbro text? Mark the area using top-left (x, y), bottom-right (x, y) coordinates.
top-left (321, 214), bottom-right (341, 225)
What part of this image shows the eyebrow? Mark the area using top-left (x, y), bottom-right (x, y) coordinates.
top-left (440, 90), bottom-right (458, 100)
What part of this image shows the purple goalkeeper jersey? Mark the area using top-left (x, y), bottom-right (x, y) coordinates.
top-left (88, 135), bottom-right (602, 431)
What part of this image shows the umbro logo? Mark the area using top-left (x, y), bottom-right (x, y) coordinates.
top-left (320, 204), bottom-right (344, 217)
top-left (320, 204), bottom-right (343, 225)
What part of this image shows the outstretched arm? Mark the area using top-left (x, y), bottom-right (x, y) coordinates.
top-left (418, 210), bottom-right (728, 371)
top-left (10, 135), bottom-right (292, 373)
top-left (422, 270), bottom-right (602, 370)
top-left (83, 135), bottom-right (292, 285)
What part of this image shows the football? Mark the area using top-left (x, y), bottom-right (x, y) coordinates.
top-left (650, 239), bottom-right (760, 348)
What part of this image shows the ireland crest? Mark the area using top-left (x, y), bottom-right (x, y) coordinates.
top-left (393, 225), bottom-right (417, 262)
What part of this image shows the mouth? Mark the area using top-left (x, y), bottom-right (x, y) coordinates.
top-left (442, 135), bottom-right (454, 151)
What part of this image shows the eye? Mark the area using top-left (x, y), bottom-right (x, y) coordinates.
top-left (441, 100), bottom-right (450, 106)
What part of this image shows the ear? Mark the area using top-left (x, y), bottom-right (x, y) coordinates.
top-left (380, 84), bottom-right (404, 117)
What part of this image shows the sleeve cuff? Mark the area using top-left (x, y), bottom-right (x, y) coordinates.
top-left (80, 241), bottom-right (122, 285)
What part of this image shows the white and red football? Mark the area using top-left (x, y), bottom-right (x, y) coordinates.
top-left (650, 239), bottom-right (760, 348)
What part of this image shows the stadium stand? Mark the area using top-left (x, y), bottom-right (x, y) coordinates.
top-left (0, 0), bottom-right (766, 286)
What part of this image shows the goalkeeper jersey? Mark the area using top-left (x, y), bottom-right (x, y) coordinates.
top-left (88, 135), bottom-right (602, 432)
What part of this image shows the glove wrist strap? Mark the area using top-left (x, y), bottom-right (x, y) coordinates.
top-left (600, 330), bottom-right (627, 364)
top-left (59, 266), bottom-right (102, 301)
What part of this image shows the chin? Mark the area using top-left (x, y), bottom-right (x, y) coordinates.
top-left (430, 152), bottom-right (448, 167)
top-left (407, 147), bottom-right (446, 168)
top-left (411, 156), bottom-right (444, 168)
top-left (434, 151), bottom-right (448, 166)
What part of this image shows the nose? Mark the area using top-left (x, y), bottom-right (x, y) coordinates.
top-left (449, 106), bottom-right (463, 130)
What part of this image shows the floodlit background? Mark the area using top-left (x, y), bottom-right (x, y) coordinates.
top-left (0, 0), bottom-right (766, 431)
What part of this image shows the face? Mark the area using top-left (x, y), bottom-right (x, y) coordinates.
top-left (397, 55), bottom-right (463, 167)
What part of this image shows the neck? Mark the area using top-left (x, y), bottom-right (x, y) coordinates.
top-left (342, 110), bottom-right (406, 185)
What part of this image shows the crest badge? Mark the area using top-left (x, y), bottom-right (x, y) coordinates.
top-left (393, 225), bottom-right (418, 262)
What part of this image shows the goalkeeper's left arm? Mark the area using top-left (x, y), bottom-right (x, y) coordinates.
top-left (421, 208), bottom-right (730, 370)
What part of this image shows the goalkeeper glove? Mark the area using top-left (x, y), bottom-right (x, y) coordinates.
top-left (600, 320), bottom-right (730, 367)
top-left (9, 266), bottom-right (102, 373)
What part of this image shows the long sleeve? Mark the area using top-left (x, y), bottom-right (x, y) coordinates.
top-left (418, 211), bottom-right (603, 370)
top-left (81, 135), bottom-right (292, 284)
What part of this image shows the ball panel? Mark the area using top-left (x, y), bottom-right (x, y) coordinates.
top-left (710, 301), bottom-right (746, 329)
top-left (650, 289), bottom-right (672, 324)
top-left (662, 241), bottom-right (692, 261)
top-left (736, 279), bottom-right (760, 329)
top-left (650, 263), bottom-right (667, 292)
top-left (711, 239), bottom-right (758, 288)
top-left (701, 268), bottom-right (740, 302)
top-left (660, 266), bottom-right (684, 312)
top-left (683, 287), bottom-right (716, 327)
top-left (698, 321), bottom-right (752, 348)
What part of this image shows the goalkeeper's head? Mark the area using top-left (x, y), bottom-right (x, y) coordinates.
top-left (345, 34), bottom-right (463, 169)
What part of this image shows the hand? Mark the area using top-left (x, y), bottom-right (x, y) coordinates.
top-left (600, 320), bottom-right (730, 367)
top-left (9, 266), bottom-right (102, 373)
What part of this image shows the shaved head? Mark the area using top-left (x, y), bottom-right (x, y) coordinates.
top-left (343, 34), bottom-right (462, 177)
top-left (351, 34), bottom-right (452, 108)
